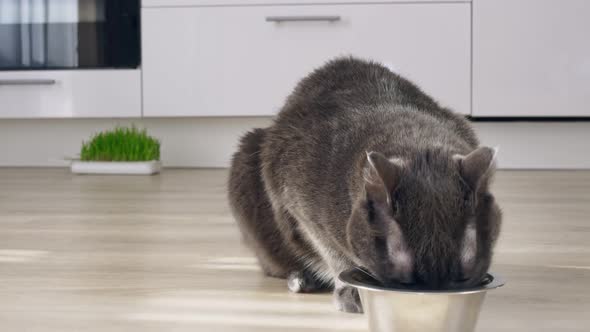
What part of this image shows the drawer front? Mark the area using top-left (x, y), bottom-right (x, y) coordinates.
top-left (0, 70), bottom-right (141, 118)
top-left (142, 0), bottom-right (471, 7)
top-left (142, 4), bottom-right (471, 117)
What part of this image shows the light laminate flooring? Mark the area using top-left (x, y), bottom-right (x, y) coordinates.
top-left (0, 169), bottom-right (588, 331)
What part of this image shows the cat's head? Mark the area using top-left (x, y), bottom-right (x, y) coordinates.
top-left (346, 147), bottom-right (502, 289)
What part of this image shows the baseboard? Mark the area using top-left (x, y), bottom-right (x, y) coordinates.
top-left (0, 118), bottom-right (588, 169)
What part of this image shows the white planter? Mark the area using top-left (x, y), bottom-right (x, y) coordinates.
top-left (70, 160), bottom-right (161, 175)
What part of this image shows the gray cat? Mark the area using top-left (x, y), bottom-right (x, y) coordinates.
top-left (228, 57), bottom-right (502, 313)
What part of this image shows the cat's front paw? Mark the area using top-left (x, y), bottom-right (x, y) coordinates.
top-left (334, 285), bottom-right (363, 314)
top-left (287, 271), bottom-right (331, 293)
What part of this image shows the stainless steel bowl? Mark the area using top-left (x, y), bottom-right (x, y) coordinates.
top-left (339, 270), bottom-right (504, 332)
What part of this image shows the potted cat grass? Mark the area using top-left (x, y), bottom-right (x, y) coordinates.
top-left (71, 126), bottom-right (161, 175)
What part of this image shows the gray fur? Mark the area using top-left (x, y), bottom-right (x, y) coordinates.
top-left (228, 57), bottom-right (502, 313)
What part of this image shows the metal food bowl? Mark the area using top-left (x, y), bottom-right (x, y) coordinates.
top-left (339, 269), bottom-right (504, 332)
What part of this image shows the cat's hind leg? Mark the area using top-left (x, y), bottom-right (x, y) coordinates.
top-left (229, 129), bottom-right (332, 293)
top-left (228, 128), bottom-right (302, 279)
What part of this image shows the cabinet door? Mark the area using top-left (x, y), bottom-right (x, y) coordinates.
top-left (142, 4), bottom-right (471, 117)
top-left (473, 0), bottom-right (590, 117)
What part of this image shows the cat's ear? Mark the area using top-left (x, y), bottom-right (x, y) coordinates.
top-left (455, 147), bottom-right (497, 190)
top-left (364, 151), bottom-right (403, 205)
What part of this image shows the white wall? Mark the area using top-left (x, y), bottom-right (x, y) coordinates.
top-left (0, 118), bottom-right (589, 169)
top-left (0, 118), bottom-right (273, 168)
top-left (474, 122), bottom-right (590, 169)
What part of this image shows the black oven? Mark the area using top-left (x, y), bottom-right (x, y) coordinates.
top-left (0, 0), bottom-right (140, 70)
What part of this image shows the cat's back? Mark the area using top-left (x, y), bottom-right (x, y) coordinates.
top-left (276, 57), bottom-right (438, 123)
top-left (267, 56), bottom-right (476, 148)
top-left (260, 57), bottom-right (479, 204)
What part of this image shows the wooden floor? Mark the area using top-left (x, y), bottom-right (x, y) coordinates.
top-left (0, 168), bottom-right (588, 331)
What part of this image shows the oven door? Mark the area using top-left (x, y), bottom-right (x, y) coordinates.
top-left (0, 0), bottom-right (140, 70)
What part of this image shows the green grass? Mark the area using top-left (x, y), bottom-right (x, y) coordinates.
top-left (80, 126), bottom-right (160, 162)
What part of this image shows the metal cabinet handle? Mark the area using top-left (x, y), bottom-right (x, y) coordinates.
top-left (0, 79), bottom-right (57, 86)
top-left (265, 16), bottom-right (341, 23)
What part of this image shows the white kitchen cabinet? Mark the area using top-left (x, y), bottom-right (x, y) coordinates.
top-left (0, 70), bottom-right (141, 118)
top-left (142, 3), bottom-right (471, 117)
top-left (473, 0), bottom-right (590, 117)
